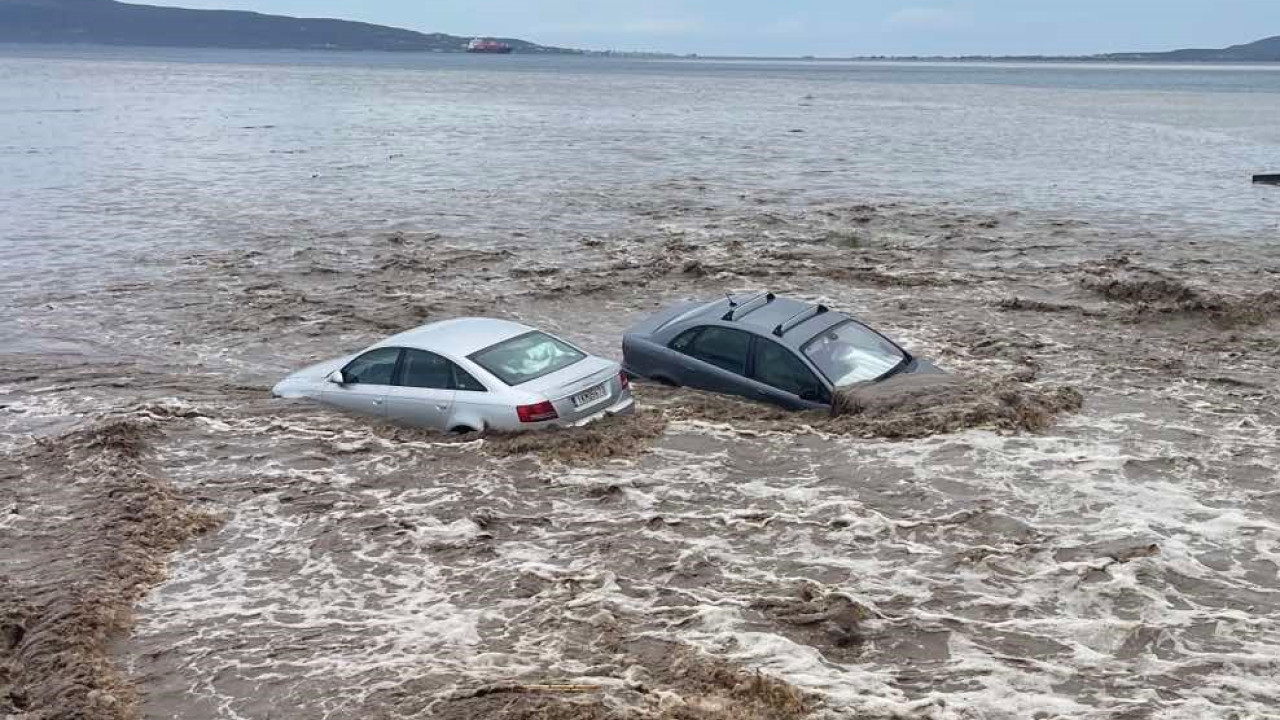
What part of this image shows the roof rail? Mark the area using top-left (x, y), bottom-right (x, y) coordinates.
top-left (772, 304), bottom-right (828, 337)
top-left (722, 291), bottom-right (775, 321)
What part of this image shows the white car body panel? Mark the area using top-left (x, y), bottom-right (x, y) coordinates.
top-left (272, 318), bottom-right (635, 433)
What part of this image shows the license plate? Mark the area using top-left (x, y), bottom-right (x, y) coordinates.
top-left (571, 383), bottom-right (609, 408)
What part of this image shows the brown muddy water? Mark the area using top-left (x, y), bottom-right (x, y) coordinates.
top-left (3, 50), bottom-right (1280, 720)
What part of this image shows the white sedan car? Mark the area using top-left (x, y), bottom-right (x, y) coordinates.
top-left (272, 317), bottom-right (634, 432)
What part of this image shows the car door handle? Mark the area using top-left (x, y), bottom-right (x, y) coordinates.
top-left (373, 399), bottom-right (384, 406)
top-left (435, 404), bottom-right (448, 410)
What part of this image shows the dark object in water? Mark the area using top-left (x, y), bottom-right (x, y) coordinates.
top-left (1253, 174), bottom-right (1280, 185)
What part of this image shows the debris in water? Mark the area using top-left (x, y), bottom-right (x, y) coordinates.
top-left (433, 640), bottom-right (814, 720)
top-left (830, 373), bottom-right (1082, 437)
top-left (642, 372), bottom-right (1081, 440)
top-left (997, 297), bottom-right (1089, 314)
top-left (1081, 265), bottom-right (1280, 327)
top-left (482, 412), bottom-right (668, 463)
top-left (0, 415), bottom-right (220, 720)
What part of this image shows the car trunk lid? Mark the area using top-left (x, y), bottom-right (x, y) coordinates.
top-left (518, 356), bottom-right (620, 422)
top-left (623, 299), bottom-right (711, 338)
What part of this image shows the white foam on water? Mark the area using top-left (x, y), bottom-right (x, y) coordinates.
top-left (96, 248), bottom-right (1278, 720)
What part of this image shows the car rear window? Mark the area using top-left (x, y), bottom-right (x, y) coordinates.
top-left (469, 331), bottom-right (586, 386)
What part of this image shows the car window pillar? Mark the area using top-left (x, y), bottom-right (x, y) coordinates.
top-left (389, 348), bottom-right (407, 386)
top-left (744, 335), bottom-right (759, 378)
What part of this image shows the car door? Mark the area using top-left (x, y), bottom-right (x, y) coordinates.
top-left (386, 348), bottom-right (456, 430)
top-left (446, 361), bottom-right (493, 431)
top-left (669, 326), bottom-right (754, 395)
top-left (750, 338), bottom-right (832, 410)
top-left (321, 347), bottom-right (399, 418)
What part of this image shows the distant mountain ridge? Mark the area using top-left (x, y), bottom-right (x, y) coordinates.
top-left (1102, 35), bottom-right (1280, 62)
top-left (0, 0), bottom-right (577, 53)
top-left (855, 35), bottom-right (1280, 63)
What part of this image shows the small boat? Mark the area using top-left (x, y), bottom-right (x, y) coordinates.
top-left (467, 38), bottom-right (513, 54)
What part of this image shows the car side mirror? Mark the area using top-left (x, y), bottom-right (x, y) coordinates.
top-left (327, 369), bottom-right (346, 384)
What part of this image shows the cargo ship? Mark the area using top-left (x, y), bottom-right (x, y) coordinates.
top-left (467, 38), bottom-right (513, 54)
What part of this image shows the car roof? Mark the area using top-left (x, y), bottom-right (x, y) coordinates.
top-left (685, 295), bottom-right (847, 347)
top-left (374, 317), bottom-right (535, 357)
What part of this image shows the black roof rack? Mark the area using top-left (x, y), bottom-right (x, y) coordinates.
top-left (773, 304), bottom-right (828, 337)
top-left (722, 292), bottom-right (775, 321)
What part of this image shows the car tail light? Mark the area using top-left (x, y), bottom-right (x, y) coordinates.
top-left (517, 400), bottom-right (559, 423)
top-left (619, 371), bottom-right (631, 390)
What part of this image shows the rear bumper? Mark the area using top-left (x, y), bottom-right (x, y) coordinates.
top-left (559, 394), bottom-right (635, 427)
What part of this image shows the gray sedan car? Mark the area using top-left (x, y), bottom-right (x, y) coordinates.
top-left (622, 293), bottom-right (941, 411)
top-left (273, 318), bottom-right (634, 432)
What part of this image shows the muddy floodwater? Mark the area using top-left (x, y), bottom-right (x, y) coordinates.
top-left (2, 48), bottom-right (1280, 720)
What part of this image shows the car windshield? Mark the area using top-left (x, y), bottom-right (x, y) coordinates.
top-left (469, 331), bottom-right (586, 386)
top-left (802, 321), bottom-right (906, 386)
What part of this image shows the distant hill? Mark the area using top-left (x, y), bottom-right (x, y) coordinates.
top-left (1102, 35), bottom-right (1280, 62)
top-left (0, 0), bottom-right (577, 53)
top-left (854, 34), bottom-right (1280, 64)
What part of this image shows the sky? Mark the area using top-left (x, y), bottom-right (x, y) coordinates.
top-left (156, 1), bottom-right (1280, 57)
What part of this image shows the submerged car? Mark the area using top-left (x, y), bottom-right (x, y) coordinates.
top-left (273, 318), bottom-right (634, 432)
top-left (622, 292), bottom-right (941, 410)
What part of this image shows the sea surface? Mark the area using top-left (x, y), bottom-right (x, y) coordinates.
top-left (1, 45), bottom-right (1279, 720)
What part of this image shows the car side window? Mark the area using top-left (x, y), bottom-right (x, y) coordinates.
top-left (398, 349), bottom-right (454, 390)
top-left (687, 326), bottom-right (751, 376)
top-left (452, 365), bottom-right (487, 392)
top-left (754, 339), bottom-right (830, 402)
top-left (342, 347), bottom-right (401, 386)
top-left (669, 327), bottom-right (701, 352)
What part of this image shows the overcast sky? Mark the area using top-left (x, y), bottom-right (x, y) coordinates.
top-left (158, 1), bottom-right (1280, 56)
